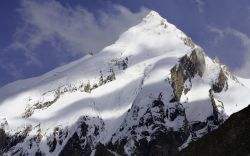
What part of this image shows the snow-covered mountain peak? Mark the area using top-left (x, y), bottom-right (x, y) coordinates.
top-left (142, 10), bottom-right (172, 28)
top-left (109, 10), bottom-right (191, 55)
top-left (146, 10), bottom-right (161, 17)
top-left (0, 11), bottom-right (250, 156)
top-left (143, 10), bottom-right (164, 22)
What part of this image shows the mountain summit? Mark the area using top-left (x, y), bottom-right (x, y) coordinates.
top-left (0, 11), bottom-right (250, 156)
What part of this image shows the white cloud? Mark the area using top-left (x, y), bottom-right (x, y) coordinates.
top-left (208, 26), bottom-right (250, 78)
top-left (8, 0), bottom-right (149, 66)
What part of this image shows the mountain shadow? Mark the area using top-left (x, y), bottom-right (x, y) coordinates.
top-left (179, 104), bottom-right (250, 156)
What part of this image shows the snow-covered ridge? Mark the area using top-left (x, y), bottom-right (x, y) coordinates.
top-left (0, 10), bottom-right (250, 156)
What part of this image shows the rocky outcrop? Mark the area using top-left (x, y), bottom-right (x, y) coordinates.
top-left (23, 69), bottom-right (117, 118)
top-left (111, 57), bottom-right (129, 70)
top-left (212, 69), bottom-right (228, 93)
top-left (214, 57), bottom-right (239, 84)
top-left (23, 90), bottom-right (61, 118)
top-left (181, 37), bottom-right (195, 49)
top-left (59, 116), bottom-right (104, 156)
top-left (170, 48), bottom-right (205, 102)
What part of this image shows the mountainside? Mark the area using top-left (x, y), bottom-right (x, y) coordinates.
top-left (0, 11), bottom-right (250, 156)
top-left (179, 104), bottom-right (250, 156)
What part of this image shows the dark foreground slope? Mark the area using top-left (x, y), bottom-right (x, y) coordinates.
top-left (179, 104), bottom-right (250, 156)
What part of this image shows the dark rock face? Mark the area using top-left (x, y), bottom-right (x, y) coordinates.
top-left (95, 143), bottom-right (116, 156)
top-left (35, 150), bottom-right (46, 156)
top-left (59, 116), bottom-right (104, 156)
top-left (170, 48), bottom-right (206, 102)
top-left (179, 105), bottom-right (250, 156)
top-left (0, 129), bottom-right (8, 152)
top-left (170, 65), bottom-right (186, 102)
top-left (209, 90), bottom-right (224, 125)
top-left (0, 126), bottom-right (32, 155)
top-left (108, 94), bottom-right (190, 156)
top-left (109, 130), bottom-right (189, 156)
top-left (47, 126), bottom-right (69, 153)
top-left (1, 116), bottom-right (104, 156)
top-left (60, 133), bottom-right (89, 156)
top-left (134, 132), bottom-right (180, 156)
top-left (212, 69), bottom-right (228, 93)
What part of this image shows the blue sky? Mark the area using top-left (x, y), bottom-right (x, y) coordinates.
top-left (0, 0), bottom-right (250, 87)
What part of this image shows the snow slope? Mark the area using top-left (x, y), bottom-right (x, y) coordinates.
top-left (0, 11), bottom-right (250, 156)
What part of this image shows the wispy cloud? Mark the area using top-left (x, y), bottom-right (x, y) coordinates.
top-left (7, 0), bottom-right (149, 66)
top-left (207, 26), bottom-right (224, 37)
top-left (0, 58), bottom-right (23, 78)
top-left (208, 26), bottom-right (250, 78)
top-left (194, 0), bottom-right (204, 13)
top-left (0, 0), bottom-right (149, 82)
